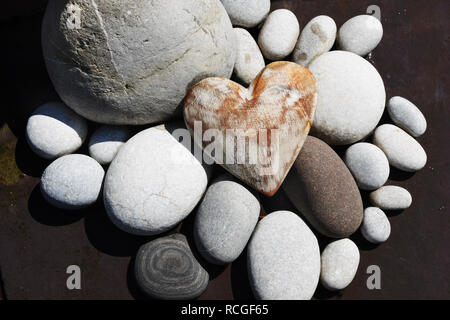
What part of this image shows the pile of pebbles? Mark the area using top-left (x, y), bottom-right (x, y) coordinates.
top-left (25, 0), bottom-right (427, 300)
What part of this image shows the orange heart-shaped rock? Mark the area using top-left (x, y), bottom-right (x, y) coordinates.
top-left (183, 61), bottom-right (317, 196)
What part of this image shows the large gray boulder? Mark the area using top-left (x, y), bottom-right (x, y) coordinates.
top-left (42, 0), bottom-right (236, 125)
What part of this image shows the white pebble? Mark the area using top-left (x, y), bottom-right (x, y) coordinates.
top-left (387, 96), bottom-right (427, 137)
top-left (26, 102), bottom-right (88, 159)
top-left (373, 124), bottom-right (427, 172)
top-left (293, 15), bottom-right (336, 67)
top-left (337, 15), bottom-right (383, 56)
top-left (258, 9), bottom-right (300, 61)
top-left (88, 125), bottom-right (132, 165)
top-left (361, 207), bottom-right (391, 244)
top-left (344, 142), bottom-right (389, 190)
top-left (320, 239), bottom-right (360, 291)
top-left (233, 28), bottom-right (265, 86)
top-left (220, 0), bottom-right (270, 28)
top-left (370, 186), bottom-right (412, 210)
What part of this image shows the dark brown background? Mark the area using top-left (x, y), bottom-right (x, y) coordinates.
top-left (0, 0), bottom-right (448, 300)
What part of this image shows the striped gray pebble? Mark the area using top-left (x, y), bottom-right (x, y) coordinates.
top-left (134, 233), bottom-right (209, 300)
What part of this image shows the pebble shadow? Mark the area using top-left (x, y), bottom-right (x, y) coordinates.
top-left (27, 183), bottom-right (85, 226)
top-left (230, 248), bottom-right (255, 300)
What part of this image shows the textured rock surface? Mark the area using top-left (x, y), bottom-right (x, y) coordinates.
top-left (373, 124), bottom-right (427, 172)
top-left (370, 186), bottom-right (412, 210)
top-left (194, 174), bottom-right (260, 265)
top-left (320, 239), bottom-right (360, 291)
top-left (41, 154), bottom-right (104, 210)
top-left (247, 211), bottom-right (320, 300)
top-left (88, 125), bottom-right (132, 165)
top-left (184, 61), bottom-right (317, 196)
top-left (337, 15), bottom-right (383, 56)
top-left (134, 233), bottom-right (209, 300)
top-left (104, 125), bottom-right (208, 235)
top-left (258, 9), bottom-right (300, 60)
top-left (283, 136), bottom-right (363, 238)
top-left (344, 142), bottom-right (389, 190)
top-left (42, 0), bottom-right (236, 124)
top-left (26, 102), bottom-right (87, 159)
top-left (233, 28), bottom-right (265, 86)
top-left (221, 0), bottom-right (270, 28)
top-left (308, 50), bottom-right (386, 145)
top-left (361, 207), bottom-right (391, 244)
top-left (387, 96), bottom-right (427, 137)
top-left (293, 15), bottom-right (337, 67)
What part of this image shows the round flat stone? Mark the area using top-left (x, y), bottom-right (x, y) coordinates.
top-left (344, 142), bottom-right (389, 190)
top-left (233, 28), bottom-right (265, 86)
top-left (103, 124), bottom-right (208, 235)
top-left (247, 211), bottom-right (320, 300)
top-left (320, 239), bottom-right (360, 291)
top-left (293, 15), bottom-right (337, 67)
top-left (308, 51), bottom-right (386, 145)
top-left (283, 136), bottom-right (363, 238)
top-left (41, 154), bottom-right (104, 210)
top-left (337, 15), bottom-right (383, 56)
top-left (373, 124), bottom-right (427, 172)
top-left (88, 125), bottom-right (132, 165)
top-left (258, 9), bottom-right (300, 60)
top-left (26, 102), bottom-right (88, 159)
top-left (135, 233), bottom-right (209, 300)
top-left (361, 207), bottom-right (391, 244)
top-left (220, 0), bottom-right (270, 28)
top-left (387, 96), bottom-right (427, 137)
top-left (194, 174), bottom-right (260, 265)
top-left (370, 186), bottom-right (412, 210)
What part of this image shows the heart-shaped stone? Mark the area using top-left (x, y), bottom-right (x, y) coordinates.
top-left (183, 61), bottom-right (317, 196)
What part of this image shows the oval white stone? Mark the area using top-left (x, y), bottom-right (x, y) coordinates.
top-left (370, 186), bottom-right (412, 210)
top-left (337, 15), bottom-right (383, 56)
top-left (258, 9), bottom-right (300, 61)
top-left (247, 211), bottom-right (320, 300)
top-left (103, 125), bottom-right (208, 235)
top-left (88, 125), bottom-right (132, 165)
top-left (361, 207), bottom-right (391, 244)
top-left (41, 154), bottom-right (104, 210)
top-left (308, 51), bottom-right (386, 145)
top-left (26, 102), bottom-right (88, 159)
top-left (373, 124), bottom-right (427, 172)
top-left (320, 239), bottom-right (360, 291)
top-left (344, 142), bottom-right (389, 190)
top-left (293, 15), bottom-right (337, 67)
top-left (233, 28), bottom-right (265, 86)
top-left (221, 0), bottom-right (270, 28)
top-left (194, 174), bottom-right (260, 265)
top-left (387, 96), bottom-right (427, 137)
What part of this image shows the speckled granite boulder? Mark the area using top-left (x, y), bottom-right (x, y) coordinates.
top-left (283, 136), bottom-right (363, 238)
top-left (293, 15), bottom-right (337, 67)
top-left (26, 102), bottom-right (87, 159)
top-left (221, 0), bottom-right (270, 28)
top-left (104, 124), bottom-right (208, 235)
top-left (308, 50), bottom-right (386, 145)
top-left (88, 125), bottom-right (132, 165)
top-left (387, 96), bottom-right (427, 137)
top-left (320, 239), bottom-right (360, 291)
top-left (135, 233), bottom-right (209, 300)
top-left (41, 154), bottom-right (104, 210)
top-left (248, 211), bottom-right (320, 300)
top-left (194, 174), bottom-right (260, 265)
top-left (373, 124), bottom-right (427, 172)
top-left (42, 0), bottom-right (236, 124)
top-left (337, 15), bottom-right (383, 56)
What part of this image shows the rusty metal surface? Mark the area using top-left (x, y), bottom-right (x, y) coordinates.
top-left (0, 0), bottom-right (449, 300)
